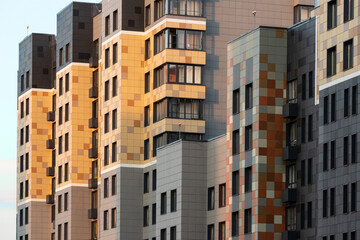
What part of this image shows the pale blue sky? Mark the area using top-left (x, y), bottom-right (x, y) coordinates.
top-left (0, 1), bottom-right (99, 238)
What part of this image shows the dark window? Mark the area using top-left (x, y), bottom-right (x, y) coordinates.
top-left (352, 85), bottom-right (357, 115)
top-left (20, 102), bottom-right (24, 118)
top-left (309, 71), bottom-right (314, 98)
top-left (145, 39), bottom-right (150, 60)
top-left (351, 232), bottom-right (356, 240)
top-left (59, 48), bottom-right (63, 66)
top-left (232, 130), bottom-right (239, 155)
top-left (65, 133), bottom-right (69, 152)
top-left (344, 0), bottom-right (354, 22)
top-left (20, 209), bottom-right (23, 226)
top-left (152, 203), bottom-right (156, 224)
top-left (352, 134), bottom-right (357, 163)
top-left (65, 103), bottom-right (69, 122)
top-left (308, 158), bottom-right (312, 185)
top-left (330, 140), bottom-right (336, 169)
top-left (244, 208), bottom-right (252, 234)
top-left (25, 125), bottom-right (29, 143)
top-left (331, 93), bottom-right (336, 122)
top-left (25, 153), bottom-right (29, 170)
top-left (104, 210), bottom-right (108, 230)
top-left (112, 142), bottom-right (117, 163)
top-left (330, 235), bottom-right (334, 240)
top-left (58, 165), bottom-right (62, 184)
top-left (144, 106), bottom-right (150, 127)
top-left (25, 180), bottom-right (28, 197)
top-left (171, 189), bottom-right (177, 212)
top-left (308, 115), bottom-right (313, 141)
top-left (207, 187), bottom-right (215, 210)
top-left (152, 169), bottom-right (157, 190)
top-left (65, 44), bottom-right (70, 62)
top-left (145, 72), bottom-right (150, 93)
top-left (307, 202), bottom-right (312, 228)
top-left (245, 167), bottom-right (252, 192)
top-left (345, 88), bottom-right (350, 117)
top-left (167, 98), bottom-right (203, 119)
top-left (219, 222), bottom-right (225, 240)
top-left (233, 89), bottom-right (240, 114)
top-left (161, 229), bottom-right (166, 240)
top-left (155, 0), bottom-right (165, 20)
top-left (21, 75), bottom-right (24, 92)
top-left (245, 125), bottom-right (252, 151)
top-left (78, 22), bottom-right (85, 29)
top-left (145, 5), bottom-right (151, 26)
top-left (300, 203), bottom-right (305, 229)
top-left (104, 145), bottom-right (109, 166)
top-left (231, 211), bottom-right (239, 236)
top-left (351, 182), bottom-right (356, 211)
top-left (26, 98), bottom-right (29, 115)
top-left (113, 10), bottom-right (118, 31)
top-left (327, 47), bottom-right (336, 77)
top-left (167, 0), bottom-right (203, 16)
top-left (64, 193), bottom-right (68, 211)
top-left (344, 136), bottom-right (349, 165)
top-left (144, 172), bottom-right (149, 193)
top-left (58, 136), bottom-right (63, 155)
top-left (154, 65), bottom-right (165, 88)
top-left (344, 39), bottom-right (353, 70)
top-left (302, 74), bottom-right (306, 100)
top-left (58, 224), bottom-right (62, 240)
top-left (64, 163), bottom-right (68, 181)
top-left (301, 160), bottom-right (306, 186)
top-left (154, 31), bottom-right (165, 54)
top-left (58, 195), bottom-right (62, 213)
top-left (245, 83), bottom-right (253, 109)
top-left (25, 207), bottom-right (29, 224)
top-left (105, 48), bottom-right (110, 68)
top-left (170, 226), bottom-right (176, 240)
top-left (166, 29), bottom-right (203, 50)
top-left (323, 189), bottom-right (328, 217)
top-left (330, 187), bottom-right (335, 216)
top-left (59, 77), bottom-right (63, 96)
top-left (153, 133), bottom-right (166, 157)
top-left (343, 185), bottom-right (348, 213)
top-left (344, 233), bottom-right (348, 240)
top-left (59, 106), bottom-right (63, 125)
top-left (19, 182), bottom-right (24, 199)
top-left (105, 80), bottom-right (109, 101)
top-left (288, 79), bottom-right (297, 103)
top-left (232, 171), bottom-right (239, 195)
top-left (207, 224), bottom-right (214, 240)
top-left (153, 99), bottom-right (166, 122)
top-left (144, 139), bottom-right (150, 160)
top-left (324, 96), bottom-right (329, 124)
top-left (20, 155), bottom-right (24, 172)
top-left (111, 175), bottom-right (116, 195)
top-left (327, 0), bottom-right (337, 30)
top-left (104, 178), bottom-right (109, 198)
top-left (104, 113), bottom-right (109, 133)
top-left (112, 109), bottom-right (117, 130)
top-left (20, 128), bottom-right (24, 146)
top-left (219, 183), bottom-right (226, 208)
top-left (113, 43), bottom-right (118, 64)
top-left (143, 206), bottom-right (149, 227)
top-left (301, 118), bottom-right (306, 143)
top-left (105, 15), bottom-right (110, 36)
top-left (161, 192), bottom-right (167, 214)
top-left (26, 71), bottom-right (29, 88)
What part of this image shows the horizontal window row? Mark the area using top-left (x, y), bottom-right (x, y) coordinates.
top-left (159, 225), bottom-right (177, 240)
top-left (19, 153), bottom-right (29, 173)
top-left (103, 208), bottom-right (117, 230)
top-left (327, 0), bottom-right (354, 30)
top-left (57, 222), bottom-right (69, 240)
top-left (19, 207), bottom-right (29, 227)
top-left (20, 71), bottom-right (30, 92)
top-left (103, 141), bottom-right (117, 166)
top-left (287, 71), bottom-right (314, 104)
top-left (103, 174), bottom-right (117, 198)
top-left (232, 208), bottom-right (251, 236)
top-left (232, 125), bottom-right (252, 155)
top-left (104, 43), bottom-right (118, 69)
top-left (233, 83), bottom-right (253, 114)
top-left (57, 163), bottom-right (69, 184)
top-left (338, 231), bottom-right (357, 240)
top-left (105, 9), bottom-right (118, 37)
top-left (57, 192), bottom-right (69, 213)
top-left (208, 183), bottom-right (226, 211)
top-left (300, 201), bottom-right (313, 229)
top-left (19, 125), bottom-right (29, 146)
top-left (104, 76), bottom-right (118, 101)
top-left (300, 115), bottom-right (314, 144)
top-left (327, 39), bottom-right (354, 77)
top-left (20, 98), bottom-right (29, 118)
top-left (58, 133), bottom-right (69, 155)
top-left (58, 73), bottom-right (70, 96)
top-left (232, 167), bottom-right (252, 196)
top-left (208, 222), bottom-right (226, 240)
top-left (143, 203), bottom-right (157, 227)
top-left (160, 189), bottom-right (177, 215)
top-left (19, 180), bottom-right (29, 200)
top-left (59, 43), bottom-right (70, 67)
top-left (104, 109), bottom-right (117, 134)
top-left (323, 183), bottom-right (357, 218)
top-left (19, 235), bottom-right (28, 240)
top-left (58, 103), bottom-right (69, 125)
top-left (144, 169), bottom-right (157, 193)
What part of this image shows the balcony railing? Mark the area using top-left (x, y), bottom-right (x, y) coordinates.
top-left (89, 118), bottom-right (98, 129)
top-left (88, 148), bottom-right (98, 159)
top-left (47, 111), bottom-right (55, 121)
top-left (282, 230), bottom-right (299, 240)
top-left (46, 167), bottom-right (55, 177)
top-left (89, 56), bottom-right (98, 68)
top-left (88, 178), bottom-right (98, 189)
top-left (283, 145), bottom-right (298, 161)
top-left (282, 188), bottom-right (297, 203)
top-left (283, 102), bottom-right (298, 118)
top-left (89, 87), bottom-right (98, 98)
top-left (46, 194), bottom-right (55, 204)
top-left (46, 139), bottom-right (55, 149)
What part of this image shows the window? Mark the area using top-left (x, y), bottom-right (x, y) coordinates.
top-left (145, 39), bottom-right (150, 60)
top-left (112, 142), bottom-right (117, 163)
top-left (25, 207), bottom-right (28, 224)
top-left (58, 224), bottom-right (62, 240)
top-left (58, 106), bottom-right (63, 125)
top-left (308, 158), bottom-right (312, 185)
top-left (245, 125), bottom-right (252, 151)
top-left (244, 208), bottom-right (251, 234)
top-left (170, 226), bottom-right (176, 240)
top-left (344, 233), bottom-right (348, 240)
top-left (287, 164), bottom-right (297, 188)
top-left (207, 187), bottom-right (214, 210)
top-left (343, 185), bottom-right (348, 213)
top-left (232, 171), bottom-right (239, 195)
top-left (308, 115), bottom-right (313, 141)
top-left (219, 183), bottom-right (226, 208)
top-left (104, 210), bottom-right (109, 230)
top-left (65, 133), bottom-right (69, 152)
top-left (288, 79), bottom-right (297, 103)
top-left (112, 109), bottom-right (117, 130)
top-left (25, 153), bottom-right (29, 170)
top-left (143, 206), bottom-right (149, 227)
top-left (64, 163), bottom-right (69, 181)
top-left (58, 165), bottom-right (62, 184)
top-left (232, 130), bottom-right (239, 155)
top-left (351, 182), bottom-right (356, 211)
top-left (25, 125), bottom-right (29, 143)
top-left (344, 39), bottom-right (353, 70)
top-left (104, 145), bottom-right (109, 166)
top-left (64, 43), bottom-right (70, 63)
top-left (145, 72), bottom-right (150, 93)
top-left (302, 74), bottom-right (306, 100)
top-left (144, 139), bottom-right (150, 160)
top-left (207, 224), bottom-right (214, 240)
top-left (344, 0), bottom-right (354, 22)
top-left (151, 170), bottom-right (157, 191)
top-left (327, 0), bottom-right (337, 30)
top-left (161, 229), bottom-right (166, 240)
top-left (152, 203), bottom-right (156, 224)
top-left (154, 65), bottom-right (165, 88)
top-left (113, 10), bottom-right (118, 31)
top-left (161, 192), bottom-right (167, 214)
top-left (20, 102), bottom-right (24, 118)
top-left (104, 80), bottom-right (109, 101)
top-left (330, 187), bottom-right (335, 216)
top-left (20, 128), bottom-right (24, 146)
top-left (286, 206), bottom-right (296, 230)
top-left (330, 140), bottom-right (336, 169)
top-left (324, 96), bottom-right (329, 124)
top-left (105, 48), bottom-right (110, 68)
top-left (301, 118), bottom-right (306, 143)
top-left (104, 178), bottom-right (109, 198)
top-left (20, 209), bottom-right (23, 226)
top-left (167, 0), bottom-right (203, 16)
top-left (327, 46), bottom-right (336, 77)
top-left (331, 93), bottom-right (336, 122)
top-left (218, 222), bottom-right (225, 240)
top-left (344, 136), bottom-right (349, 165)
top-left (300, 203), bottom-right (305, 229)
top-left (112, 175), bottom-right (117, 195)
top-left (59, 48), bottom-right (63, 66)
top-left (301, 160), bottom-right (305, 186)
top-left (231, 211), bottom-right (239, 236)
top-left (25, 71), bottom-right (29, 88)
top-left (58, 195), bottom-right (62, 213)
top-left (345, 88), bottom-right (350, 117)
top-left (153, 133), bottom-right (166, 157)
top-left (65, 73), bottom-right (70, 93)
top-left (245, 83), bottom-right (253, 109)
top-left (309, 71), bottom-right (314, 98)
top-left (168, 64), bottom-right (202, 84)
top-left (20, 75), bottom-right (24, 92)
top-left (154, 31), bottom-right (165, 54)
top-left (308, 202), bottom-right (312, 228)
top-left (145, 5), bottom-right (151, 27)
top-left (104, 113), bottom-right (109, 133)
top-left (26, 98), bottom-right (29, 115)
top-left (64, 193), bottom-right (68, 211)
top-left (64, 222), bottom-right (68, 240)
top-left (167, 98), bottom-right (203, 119)
top-left (112, 76), bottom-right (117, 97)
top-left (59, 77), bottom-right (63, 96)
top-left (245, 167), bottom-right (252, 192)
top-left (144, 106), bottom-right (150, 127)
top-left (233, 89), bottom-right (240, 114)
top-left (111, 208), bottom-right (116, 228)
top-left (112, 43), bottom-right (118, 64)
top-left (144, 172), bottom-right (149, 193)
top-left (105, 15), bottom-right (110, 36)
top-left (165, 29), bottom-right (203, 50)
top-left (351, 134), bottom-right (357, 163)
top-left (155, 0), bottom-right (165, 20)
top-left (65, 103), bottom-right (69, 122)
top-left (352, 85), bottom-right (357, 115)
top-left (323, 189), bottom-right (328, 217)
top-left (170, 189), bottom-right (177, 212)
top-left (153, 100), bottom-right (166, 123)
top-left (20, 155), bottom-right (24, 172)
top-left (351, 232), bottom-right (356, 240)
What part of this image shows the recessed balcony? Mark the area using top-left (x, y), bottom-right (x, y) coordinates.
top-left (46, 167), bottom-right (55, 177)
top-left (88, 208), bottom-right (97, 219)
top-left (89, 56), bottom-right (98, 68)
top-left (283, 103), bottom-right (298, 118)
top-left (89, 86), bottom-right (98, 98)
top-left (282, 145), bottom-right (298, 161)
top-left (282, 188), bottom-right (297, 203)
top-left (46, 139), bottom-right (55, 149)
top-left (88, 148), bottom-right (98, 159)
top-left (282, 230), bottom-right (299, 240)
top-left (88, 178), bottom-right (98, 189)
top-left (47, 111), bottom-right (55, 121)
top-left (89, 118), bottom-right (98, 129)
top-left (46, 194), bottom-right (55, 204)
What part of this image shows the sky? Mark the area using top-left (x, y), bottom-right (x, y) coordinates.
top-left (0, 0), bottom-right (99, 238)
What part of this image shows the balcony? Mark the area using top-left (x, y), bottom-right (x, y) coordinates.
top-left (46, 167), bottom-right (55, 177)
top-left (283, 145), bottom-right (298, 161)
top-left (88, 148), bottom-right (98, 159)
top-left (88, 178), bottom-right (98, 189)
top-left (89, 87), bottom-right (98, 98)
top-left (46, 194), bottom-right (55, 204)
top-left (47, 111), bottom-right (55, 121)
top-left (89, 118), bottom-right (98, 129)
top-left (46, 139), bottom-right (55, 149)
top-left (282, 188), bottom-right (297, 203)
top-left (282, 230), bottom-right (299, 240)
top-left (89, 56), bottom-right (98, 68)
top-left (88, 208), bottom-right (97, 219)
top-left (283, 103), bottom-right (298, 118)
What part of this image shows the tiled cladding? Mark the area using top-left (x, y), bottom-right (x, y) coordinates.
top-left (56, 64), bottom-right (93, 185)
top-left (226, 27), bottom-right (287, 239)
top-left (316, 0), bottom-right (360, 93)
top-left (17, 89), bottom-right (54, 202)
